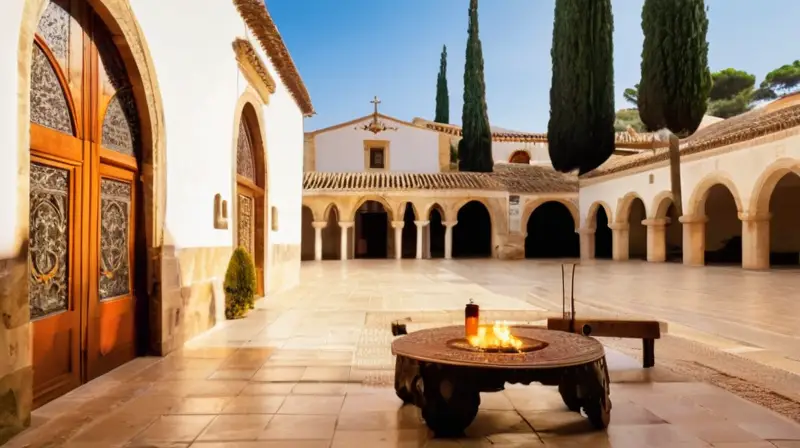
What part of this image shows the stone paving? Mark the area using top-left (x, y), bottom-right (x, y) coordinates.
top-left (7, 260), bottom-right (800, 447)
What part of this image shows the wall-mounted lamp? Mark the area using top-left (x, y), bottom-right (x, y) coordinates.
top-left (214, 194), bottom-right (229, 229)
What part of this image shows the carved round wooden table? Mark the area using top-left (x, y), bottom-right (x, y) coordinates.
top-left (392, 325), bottom-right (611, 437)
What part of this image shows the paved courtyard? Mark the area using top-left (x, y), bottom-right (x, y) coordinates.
top-left (8, 260), bottom-right (800, 447)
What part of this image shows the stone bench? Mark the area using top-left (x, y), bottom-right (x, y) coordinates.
top-left (546, 317), bottom-right (667, 369)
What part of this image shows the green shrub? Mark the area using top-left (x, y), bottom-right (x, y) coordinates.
top-left (224, 247), bottom-right (257, 319)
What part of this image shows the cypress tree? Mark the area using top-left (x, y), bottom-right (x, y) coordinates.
top-left (435, 45), bottom-right (450, 124)
top-left (638, 0), bottom-right (711, 217)
top-left (458, 0), bottom-right (493, 173)
top-left (548, 0), bottom-right (615, 175)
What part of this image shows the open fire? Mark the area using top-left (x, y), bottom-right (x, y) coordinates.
top-left (467, 321), bottom-right (524, 352)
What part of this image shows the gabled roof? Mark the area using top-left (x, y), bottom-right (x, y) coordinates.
top-left (232, 0), bottom-right (314, 116)
top-left (306, 113), bottom-right (440, 136)
top-left (584, 103), bottom-right (800, 179)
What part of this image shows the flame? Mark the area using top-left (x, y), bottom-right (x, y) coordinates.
top-left (467, 321), bottom-right (524, 351)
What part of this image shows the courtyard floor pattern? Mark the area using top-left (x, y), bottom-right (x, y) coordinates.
top-left (7, 260), bottom-right (800, 447)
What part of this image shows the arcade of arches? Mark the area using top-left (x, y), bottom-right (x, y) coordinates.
top-left (581, 169), bottom-right (800, 269)
top-left (301, 195), bottom-right (586, 261)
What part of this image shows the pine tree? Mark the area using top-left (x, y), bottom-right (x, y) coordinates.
top-left (458, 0), bottom-right (493, 173)
top-left (435, 45), bottom-right (450, 124)
top-left (638, 0), bottom-right (711, 217)
top-left (547, 0), bottom-right (615, 175)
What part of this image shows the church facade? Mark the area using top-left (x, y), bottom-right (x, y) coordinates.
top-left (0, 0), bottom-right (311, 438)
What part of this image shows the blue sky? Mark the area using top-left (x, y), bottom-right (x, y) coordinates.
top-left (267, 0), bottom-right (800, 133)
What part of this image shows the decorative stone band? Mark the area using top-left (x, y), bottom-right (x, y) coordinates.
top-left (391, 220), bottom-right (405, 229)
top-left (678, 215), bottom-right (709, 224)
top-left (311, 221), bottom-right (327, 229)
top-left (738, 212), bottom-right (772, 222)
top-left (578, 226), bottom-right (597, 234)
top-left (442, 220), bottom-right (458, 228)
top-left (608, 222), bottom-right (630, 231)
top-left (338, 221), bottom-right (355, 229)
top-left (414, 220), bottom-right (430, 227)
top-left (641, 218), bottom-right (668, 227)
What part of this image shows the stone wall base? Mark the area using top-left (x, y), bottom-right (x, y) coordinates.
top-left (268, 243), bottom-right (301, 294)
top-left (0, 366), bottom-right (32, 445)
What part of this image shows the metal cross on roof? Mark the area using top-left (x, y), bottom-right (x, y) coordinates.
top-left (356, 95), bottom-right (397, 135)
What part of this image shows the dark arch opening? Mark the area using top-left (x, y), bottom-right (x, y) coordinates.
top-left (300, 206), bottom-right (314, 261)
top-left (525, 202), bottom-right (578, 258)
top-left (401, 203), bottom-right (417, 258)
top-left (628, 198), bottom-right (647, 260)
top-left (509, 150), bottom-right (531, 164)
top-left (768, 173), bottom-right (800, 267)
top-left (322, 206), bottom-right (341, 260)
top-left (703, 184), bottom-right (741, 265)
top-left (355, 200), bottom-right (389, 259)
top-left (429, 207), bottom-right (445, 258)
top-left (664, 202), bottom-right (683, 262)
top-left (594, 207), bottom-right (612, 259)
top-left (453, 201), bottom-right (492, 258)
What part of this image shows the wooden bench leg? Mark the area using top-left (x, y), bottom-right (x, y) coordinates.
top-left (642, 339), bottom-right (655, 368)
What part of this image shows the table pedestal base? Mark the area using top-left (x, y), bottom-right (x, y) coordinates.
top-left (395, 355), bottom-right (611, 436)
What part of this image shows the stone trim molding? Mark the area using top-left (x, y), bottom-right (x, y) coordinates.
top-left (232, 38), bottom-right (276, 105)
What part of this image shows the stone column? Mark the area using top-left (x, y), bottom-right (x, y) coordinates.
top-left (609, 222), bottom-right (630, 261)
top-left (424, 225), bottom-right (431, 259)
top-left (311, 221), bottom-right (327, 261)
top-left (740, 212), bottom-right (771, 270)
top-left (578, 227), bottom-right (596, 260)
top-left (443, 221), bottom-right (457, 259)
top-left (643, 218), bottom-right (667, 263)
top-left (338, 221), bottom-right (354, 261)
top-left (414, 220), bottom-right (429, 259)
top-left (679, 215), bottom-right (707, 266)
top-left (391, 221), bottom-right (404, 260)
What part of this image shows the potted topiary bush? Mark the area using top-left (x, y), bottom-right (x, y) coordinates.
top-left (224, 246), bottom-right (257, 319)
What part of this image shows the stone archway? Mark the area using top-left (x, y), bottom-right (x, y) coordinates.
top-left (748, 159), bottom-right (800, 269)
top-left (16, 0), bottom-right (166, 418)
top-left (233, 102), bottom-right (267, 294)
top-left (586, 202), bottom-right (612, 259)
top-left (401, 203), bottom-right (417, 258)
top-left (428, 203), bottom-right (446, 258)
top-left (322, 204), bottom-right (342, 260)
top-left (509, 150), bottom-right (531, 164)
top-left (301, 206), bottom-right (314, 261)
top-left (627, 198), bottom-right (647, 260)
top-left (354, 200), bottom-right (391, 259)
top-left (525, 202), bottom-right (579, 258)
top-left (453, 200), bottom-right (492, 258)
top-left (699, 184), bottom-right (742, 266)
top-left (651, 193), bottom-right (683, 263)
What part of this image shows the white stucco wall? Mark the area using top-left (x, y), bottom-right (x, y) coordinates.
top-left (0, 1), bottom-right (27, 258)
top-left (579, 131), bottom-right (800, 227)
top-left (132, 1), bottom-right (304, 253)
top-left (313, 117), bottom-right (441, 173)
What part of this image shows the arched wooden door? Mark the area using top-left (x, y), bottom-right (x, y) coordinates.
top-left (29, 0), bottom-right (143, 406)
top-left (236, 107), bottom-right (266, 296)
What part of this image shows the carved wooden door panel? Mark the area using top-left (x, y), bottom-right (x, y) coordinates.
top-left (29, 156), bottom-right (83, 406)
top-left (237, 190), bottom-right (256, 256)
top-left (86, 165), bottom-right (137, 379)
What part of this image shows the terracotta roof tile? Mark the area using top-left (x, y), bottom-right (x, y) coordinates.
top-left (232, 0), bottom-right (314, 116)
top-left (414, 118), bottom-right (656, 147)
top-left (584, 104), bottom-right (800, 179)
top-left (491, 163), bottom-right (578, 193)
top-left (303, 164), bottom-right (577, 194)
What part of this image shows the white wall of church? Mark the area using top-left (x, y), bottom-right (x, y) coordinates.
top-left (314, 117), bottom-right (441, 172)
top-left (132, 1), bottom-right (244, 249)
top-left (0, 1), bottom-right (27, 258)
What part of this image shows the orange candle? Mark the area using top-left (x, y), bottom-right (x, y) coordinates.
top-left (465, 301), bottom-right (479, 338)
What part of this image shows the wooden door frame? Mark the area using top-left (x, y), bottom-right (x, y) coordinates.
top-left (236, 175), bottom-right (265, 296)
